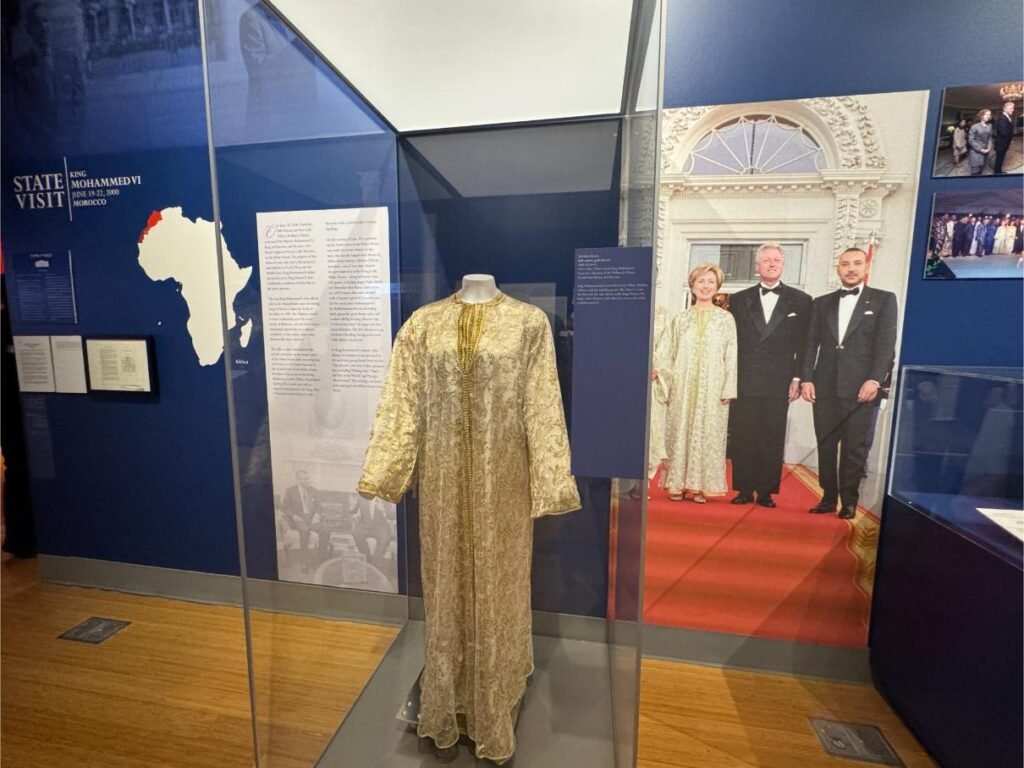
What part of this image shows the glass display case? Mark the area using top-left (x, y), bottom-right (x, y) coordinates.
top-left (889, 365), bottom-right (1023, 565)
top-left (876, 364), bottom-right (1023, 768)
top-left (200, 1), bottom-right (662, 765)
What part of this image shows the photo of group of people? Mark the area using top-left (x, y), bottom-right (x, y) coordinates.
top-left (925, 83), bottom-right (1023, 279)
top-left (934, 82), bottom-right (1023, 177)
top-left (275, 466), bottom-right (398, 592)
top-left (646, 90), bottom-right (927, 647)
top-left (925, 188), bottom-right (1024, 279)
top-left (652, 246), bottom-right (896, 518)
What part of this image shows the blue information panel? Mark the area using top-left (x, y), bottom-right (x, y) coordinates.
top-left (12, 251), bottom-right (77, 325)
top-left (570, 247), bottom-right (652, 478)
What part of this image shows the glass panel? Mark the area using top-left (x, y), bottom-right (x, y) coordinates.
top-left (200, 1), bottom-right (402, 765)
top-left (202, 2), bottom-right (649, 765)
top-left (890, 366), bottom-right (1023, 566)
top-left (1, 0), bottom-right (252, 764)
top-left (613, 1), bottom-right (661, 766)
top-left (398, 118), bottom-right (628, 764)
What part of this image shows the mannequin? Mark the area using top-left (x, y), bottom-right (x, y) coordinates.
top-left (358, 266), bottom-right (579, 763)
top-left (359, 274), bottom-right (502, 502)
top-left (458, 273), bottom-right (500, 303)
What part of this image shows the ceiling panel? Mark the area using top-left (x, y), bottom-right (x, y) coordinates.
top-left (269, 0), bottom-right (634, 131)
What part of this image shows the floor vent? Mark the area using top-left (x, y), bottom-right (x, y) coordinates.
top-left (808, 718), bottom-right (904, 765)
top-left (59, 617), bottom-right (130, 644)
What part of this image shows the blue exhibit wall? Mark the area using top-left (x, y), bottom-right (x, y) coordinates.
top-left (0, 3), bottom-right (241, 574)
top-left (397, 121), bottom-right (623, 616)
top-left (0, 0), bottom-right (399, 581)
top-left (664, 0), bottom-right (1024, 368)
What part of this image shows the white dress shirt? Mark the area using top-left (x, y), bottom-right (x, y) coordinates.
top-left (837, 283), bottom-right (863, 342)
top-left (759, 281), bottom-right (781, 324)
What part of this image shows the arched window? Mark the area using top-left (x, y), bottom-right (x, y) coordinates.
top-left (684, 115), bottom-right (825, 175)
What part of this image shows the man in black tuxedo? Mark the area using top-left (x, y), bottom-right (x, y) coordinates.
top-left (992, 101), bottom-right (1016, 175)
top-left (801, 248), bottom-right (898, 520)
top-left (728, 243), bottom-right (812, 507)
top-left (951, 214), bottom-right (970, 257)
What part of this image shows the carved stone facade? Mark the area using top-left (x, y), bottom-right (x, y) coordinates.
top-left (803, 96), bottom-right (887, 170)
top-left (658, 96), bottom-right (909, 290)
top-left (661, 105), bottom-right (712, 172)
top-left (619, 113), bottom-right (659, 247)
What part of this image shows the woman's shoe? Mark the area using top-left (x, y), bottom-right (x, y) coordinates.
top-left (669, 492), bottom-right (684, 502)
top-left (692, 492), bottom-right (707, 504)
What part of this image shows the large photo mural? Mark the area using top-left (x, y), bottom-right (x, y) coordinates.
top-left (644, 91), bottom-right (929, 647)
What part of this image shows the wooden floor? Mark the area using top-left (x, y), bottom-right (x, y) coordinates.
top-left (1, 557), bottom-right (934, 767)
top-left (1, 557), bottom-right (398, 768)
top-left (638, 658), bottom-right (935, 768)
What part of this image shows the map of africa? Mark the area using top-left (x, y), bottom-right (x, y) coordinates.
top-left (137, 207), bottom-right (253, 366)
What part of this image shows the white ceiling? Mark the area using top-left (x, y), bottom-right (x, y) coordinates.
top-left (270, 0), bottom-right (635, 131)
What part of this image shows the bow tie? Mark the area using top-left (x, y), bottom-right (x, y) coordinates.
top-left (760, 285), bottom-right (781, 296)
top-left (839, 287), bottom-right (860, 297)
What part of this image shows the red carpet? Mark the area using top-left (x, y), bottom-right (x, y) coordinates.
top-left (643, 464), bottom-right (872, 648)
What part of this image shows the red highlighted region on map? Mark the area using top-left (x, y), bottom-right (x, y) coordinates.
top-left (137, 210), bottom-right (163, 243)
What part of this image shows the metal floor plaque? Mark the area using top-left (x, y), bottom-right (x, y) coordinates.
top-left (809, 718), bottom-right (903, 766)
top-left (396, 671), bottom-right (423, 725)
top-left (59, 617), bottom-right (130, 644)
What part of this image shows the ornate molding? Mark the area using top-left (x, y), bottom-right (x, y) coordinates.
top-left (802, 95), bottom-right (886, 170)
top-left (661, 106), bottom-right (712, 172)
top-left (860, 198), bottom-right (880, 218)
top-left (829, 193), bottom-right (862, 287)
top-left (662, 96), bottom-right (889, 176)
top-left (664, 180), bottom-right (836, 198)
top-left (618, 188), bottom-right (628, 246)
top-left (657, 98), bottom-right (900, 292)
top-left (661, 170), bottom-right (906, 199)
top-left (629, 115), bottom-right (658, 177)
top-left (655, 191), bottom-right (669, 291)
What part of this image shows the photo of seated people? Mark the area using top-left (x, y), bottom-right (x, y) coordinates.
top-left (276, 467), bottom-right (398, 592)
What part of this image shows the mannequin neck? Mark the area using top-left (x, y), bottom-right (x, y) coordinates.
top-left (458, 274), bottom-right (500, 303)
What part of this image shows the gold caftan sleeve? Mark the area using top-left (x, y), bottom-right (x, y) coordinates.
top-left (357, 314), bottom-right (423, 503)
top-left (653, 311), bottom-right (683, 405)
top-left (523, 313), bottom-right (581, 518)
top-left (721, 311), bottom-right (738, 400)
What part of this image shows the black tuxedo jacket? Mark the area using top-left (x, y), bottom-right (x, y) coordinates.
top-left (801, 285), bottom-right (898, 400)
top-left (952, 220), bottom-right (968, 245)
top-left (729, 283), bottom-right (812, 398)
top-left (282, 484), bottom-right (322, 522)
top-left (993, 112), bottom-right (1015, 151)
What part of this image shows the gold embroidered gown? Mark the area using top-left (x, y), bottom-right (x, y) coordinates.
top-left (654, 306), bottom-right (737, 495)
top-left (358, 292), bottom-right (581, 764)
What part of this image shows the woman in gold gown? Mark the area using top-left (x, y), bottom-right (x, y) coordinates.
top-left (653, 264), bottom-right (737, 502)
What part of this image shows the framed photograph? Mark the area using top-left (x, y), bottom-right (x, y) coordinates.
top-left (933, 82), bottom-right (1023, 177)
top-left (84, 337), bottom-right (156, 393)
top-left (924, 189), bottom-right (1023, 279)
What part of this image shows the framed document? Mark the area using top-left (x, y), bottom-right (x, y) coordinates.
top-left (84, 337), bottom-right (155, 393)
